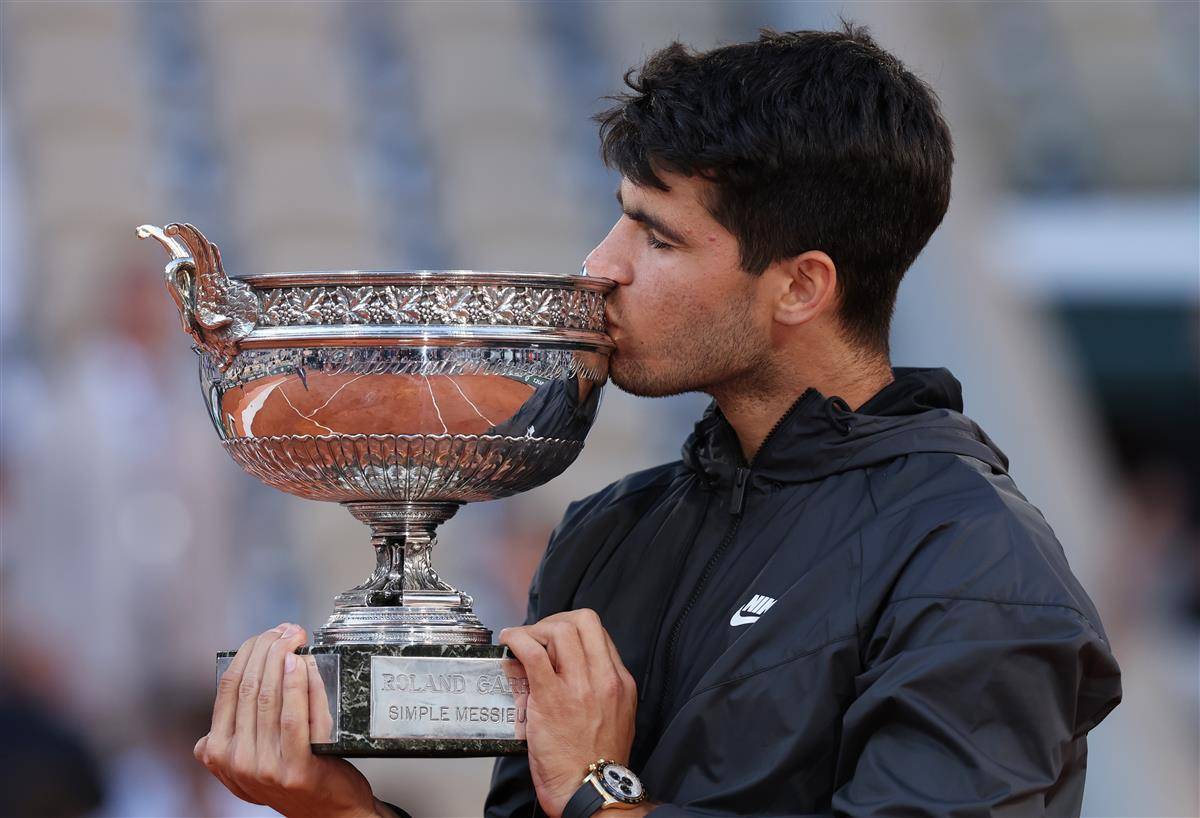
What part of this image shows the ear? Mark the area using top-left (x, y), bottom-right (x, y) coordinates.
top-left (769, 250), bottom-right (838, 326)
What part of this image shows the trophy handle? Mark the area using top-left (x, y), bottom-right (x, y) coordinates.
top-left (136, 222), bottom-right (259, 370)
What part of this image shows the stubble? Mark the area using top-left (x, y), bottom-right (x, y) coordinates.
top-left (609, 289), bottom-right (767, 399)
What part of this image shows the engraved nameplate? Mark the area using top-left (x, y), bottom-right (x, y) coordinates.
top-left (369, 656), bottom-right (528, 740)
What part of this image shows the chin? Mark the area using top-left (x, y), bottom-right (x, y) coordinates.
top-left (609, 355), bottom-right (693, 399)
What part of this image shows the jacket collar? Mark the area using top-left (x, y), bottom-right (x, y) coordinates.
top-left (681, 367), bottom-right (1008, 490)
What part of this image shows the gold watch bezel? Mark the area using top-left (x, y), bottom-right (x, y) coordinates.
top-left (584, 758), bottom-right (647, 809)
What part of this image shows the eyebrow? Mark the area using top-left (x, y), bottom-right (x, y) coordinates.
top-left (615, 188), bottom-right (687, 246)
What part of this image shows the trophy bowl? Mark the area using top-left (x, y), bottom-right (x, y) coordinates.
top-left (139, 222), bottom-right (615, 756)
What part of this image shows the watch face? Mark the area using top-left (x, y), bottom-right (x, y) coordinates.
top-left (598, 762), bottom-right (644, 802)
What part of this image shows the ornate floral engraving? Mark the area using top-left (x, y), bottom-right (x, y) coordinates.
top-left (433, 286), bottom-right (475, 324)
top-left (480, 286), bottom-right (522, 324)
top-left (223, 434), bottom-right (584, 504)
top-left (526, 289), bottom-right (562, 327)
top-left (564, 287), bottom-right (597, 328)
top-left (304, 289), bottom-right (346, 324)
top-left (394, 286), bottom-right (424, 323)
top-left (342, 286), bottom-right (378, 323)
top-left (253, 283), bottom-right (604, 331)
top-left (260, 288), bottom-right (303, 325)
top-left (587, 290), bottom-right (606, 329)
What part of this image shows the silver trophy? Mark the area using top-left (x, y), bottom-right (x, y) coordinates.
top-left (138, 222), bottom-right (614, 756)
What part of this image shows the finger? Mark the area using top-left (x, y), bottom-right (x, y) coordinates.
top-left (569, 609), bottom-right (622, 681)
top-left (525, 618), bottom-right (586, 677)
top-left (211, 634), bottom-right (258, 741)
top-left (233, 625), bottom-right (287, 747)
top-left (257, 624), bottom-right (307, 758)
top-left (279, 644), bottom-right (313, 757)
top-left (306, 654), bottom-right (335, 744)
top-left (604, 633), bottom-right (637, 701)
top-left (581, 611), bottom-right (636, 694)
top-left (499, 628), bottom-right (557, 689)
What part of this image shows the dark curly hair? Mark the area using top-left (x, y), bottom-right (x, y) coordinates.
top-left (596, 23), bottom-right (953, 355)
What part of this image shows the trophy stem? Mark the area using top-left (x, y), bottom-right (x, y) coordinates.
top-left (313, 501), bottom-right (492, 646)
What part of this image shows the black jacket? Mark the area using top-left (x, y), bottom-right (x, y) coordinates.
top-left (485, 368), bottom-right (1122, 817)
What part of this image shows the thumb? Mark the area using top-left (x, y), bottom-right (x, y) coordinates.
top-left (193, 733), bottom-right (208, 760)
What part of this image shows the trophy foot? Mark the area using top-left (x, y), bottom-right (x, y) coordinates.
top-left (315, 603), bottom-right (492, 646)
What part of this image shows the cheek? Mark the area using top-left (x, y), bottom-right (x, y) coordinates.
top-left (638, 272), bottom-right (697, 334)
top-left (619, 256), bottom-right (672, 317)
top-left (623, 253), bottom-right (745, 340)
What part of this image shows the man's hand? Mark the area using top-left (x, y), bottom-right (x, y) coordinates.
top-left (193, 623), bottom-right (383, 818)
top-left (499, 609), bottom-right (638, 818)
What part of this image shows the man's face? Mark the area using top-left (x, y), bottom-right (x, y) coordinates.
top-left (584, 172), bottom-right (771, 398)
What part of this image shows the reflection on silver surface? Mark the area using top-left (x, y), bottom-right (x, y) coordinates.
top-left (140, 222), bottom-right (615, 647)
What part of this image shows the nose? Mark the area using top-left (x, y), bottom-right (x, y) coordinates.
top-left (582, 218), bottom-right (634, 286)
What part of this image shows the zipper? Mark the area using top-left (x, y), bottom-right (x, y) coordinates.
top-left (652, 502), bottom-right (745, 732)
top-left (637, 482), bottom-right (712, 703)
top-left (729, 466), bottom-right (750, 515)
top-left (650, 388), bottom-right (819, 733)
top-left (750, 387), bottom-right (820, 468)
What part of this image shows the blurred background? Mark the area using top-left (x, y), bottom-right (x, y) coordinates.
top-left (0, 1), bottom-right (1196, 816)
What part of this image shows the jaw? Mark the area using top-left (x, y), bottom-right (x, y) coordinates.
top-left (608, 340), bottom-right (776, 402)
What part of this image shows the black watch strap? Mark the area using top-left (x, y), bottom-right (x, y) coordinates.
top-left (562, 779), bottom-right (606, 818)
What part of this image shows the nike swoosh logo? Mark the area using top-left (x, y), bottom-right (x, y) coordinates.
top-left (729, 594), bottom-right (777, 627)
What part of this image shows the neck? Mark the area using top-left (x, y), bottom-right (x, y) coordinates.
top-left (711, 354), bottom-right (894, 462)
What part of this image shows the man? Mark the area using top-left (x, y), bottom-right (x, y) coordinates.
top-left (195, 25), bottom-right (1122, 818)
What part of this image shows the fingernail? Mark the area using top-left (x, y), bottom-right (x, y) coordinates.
top-left (285, 653), bottom-right (297, 673)
top-left (281, 623), bottom-right (300, 637)
top-left (272, 622), bottom-right (289, 634)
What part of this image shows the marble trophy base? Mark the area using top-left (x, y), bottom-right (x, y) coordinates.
top-left (216, 643), bottom-right (528, 757)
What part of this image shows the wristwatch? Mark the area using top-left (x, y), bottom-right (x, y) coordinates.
top-left (561, 758), bottom-right (647, 817)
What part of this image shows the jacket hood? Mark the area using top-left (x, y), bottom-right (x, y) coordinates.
top-left (682, 367), bottom-right (1009, 490)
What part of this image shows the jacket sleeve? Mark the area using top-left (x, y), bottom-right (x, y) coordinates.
top-left (483, 557), bottom-right (544, 818)
top-left (648, 596), bottom-right (1122, 818)
top-left (484, 500), bottom-right (578, 818)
